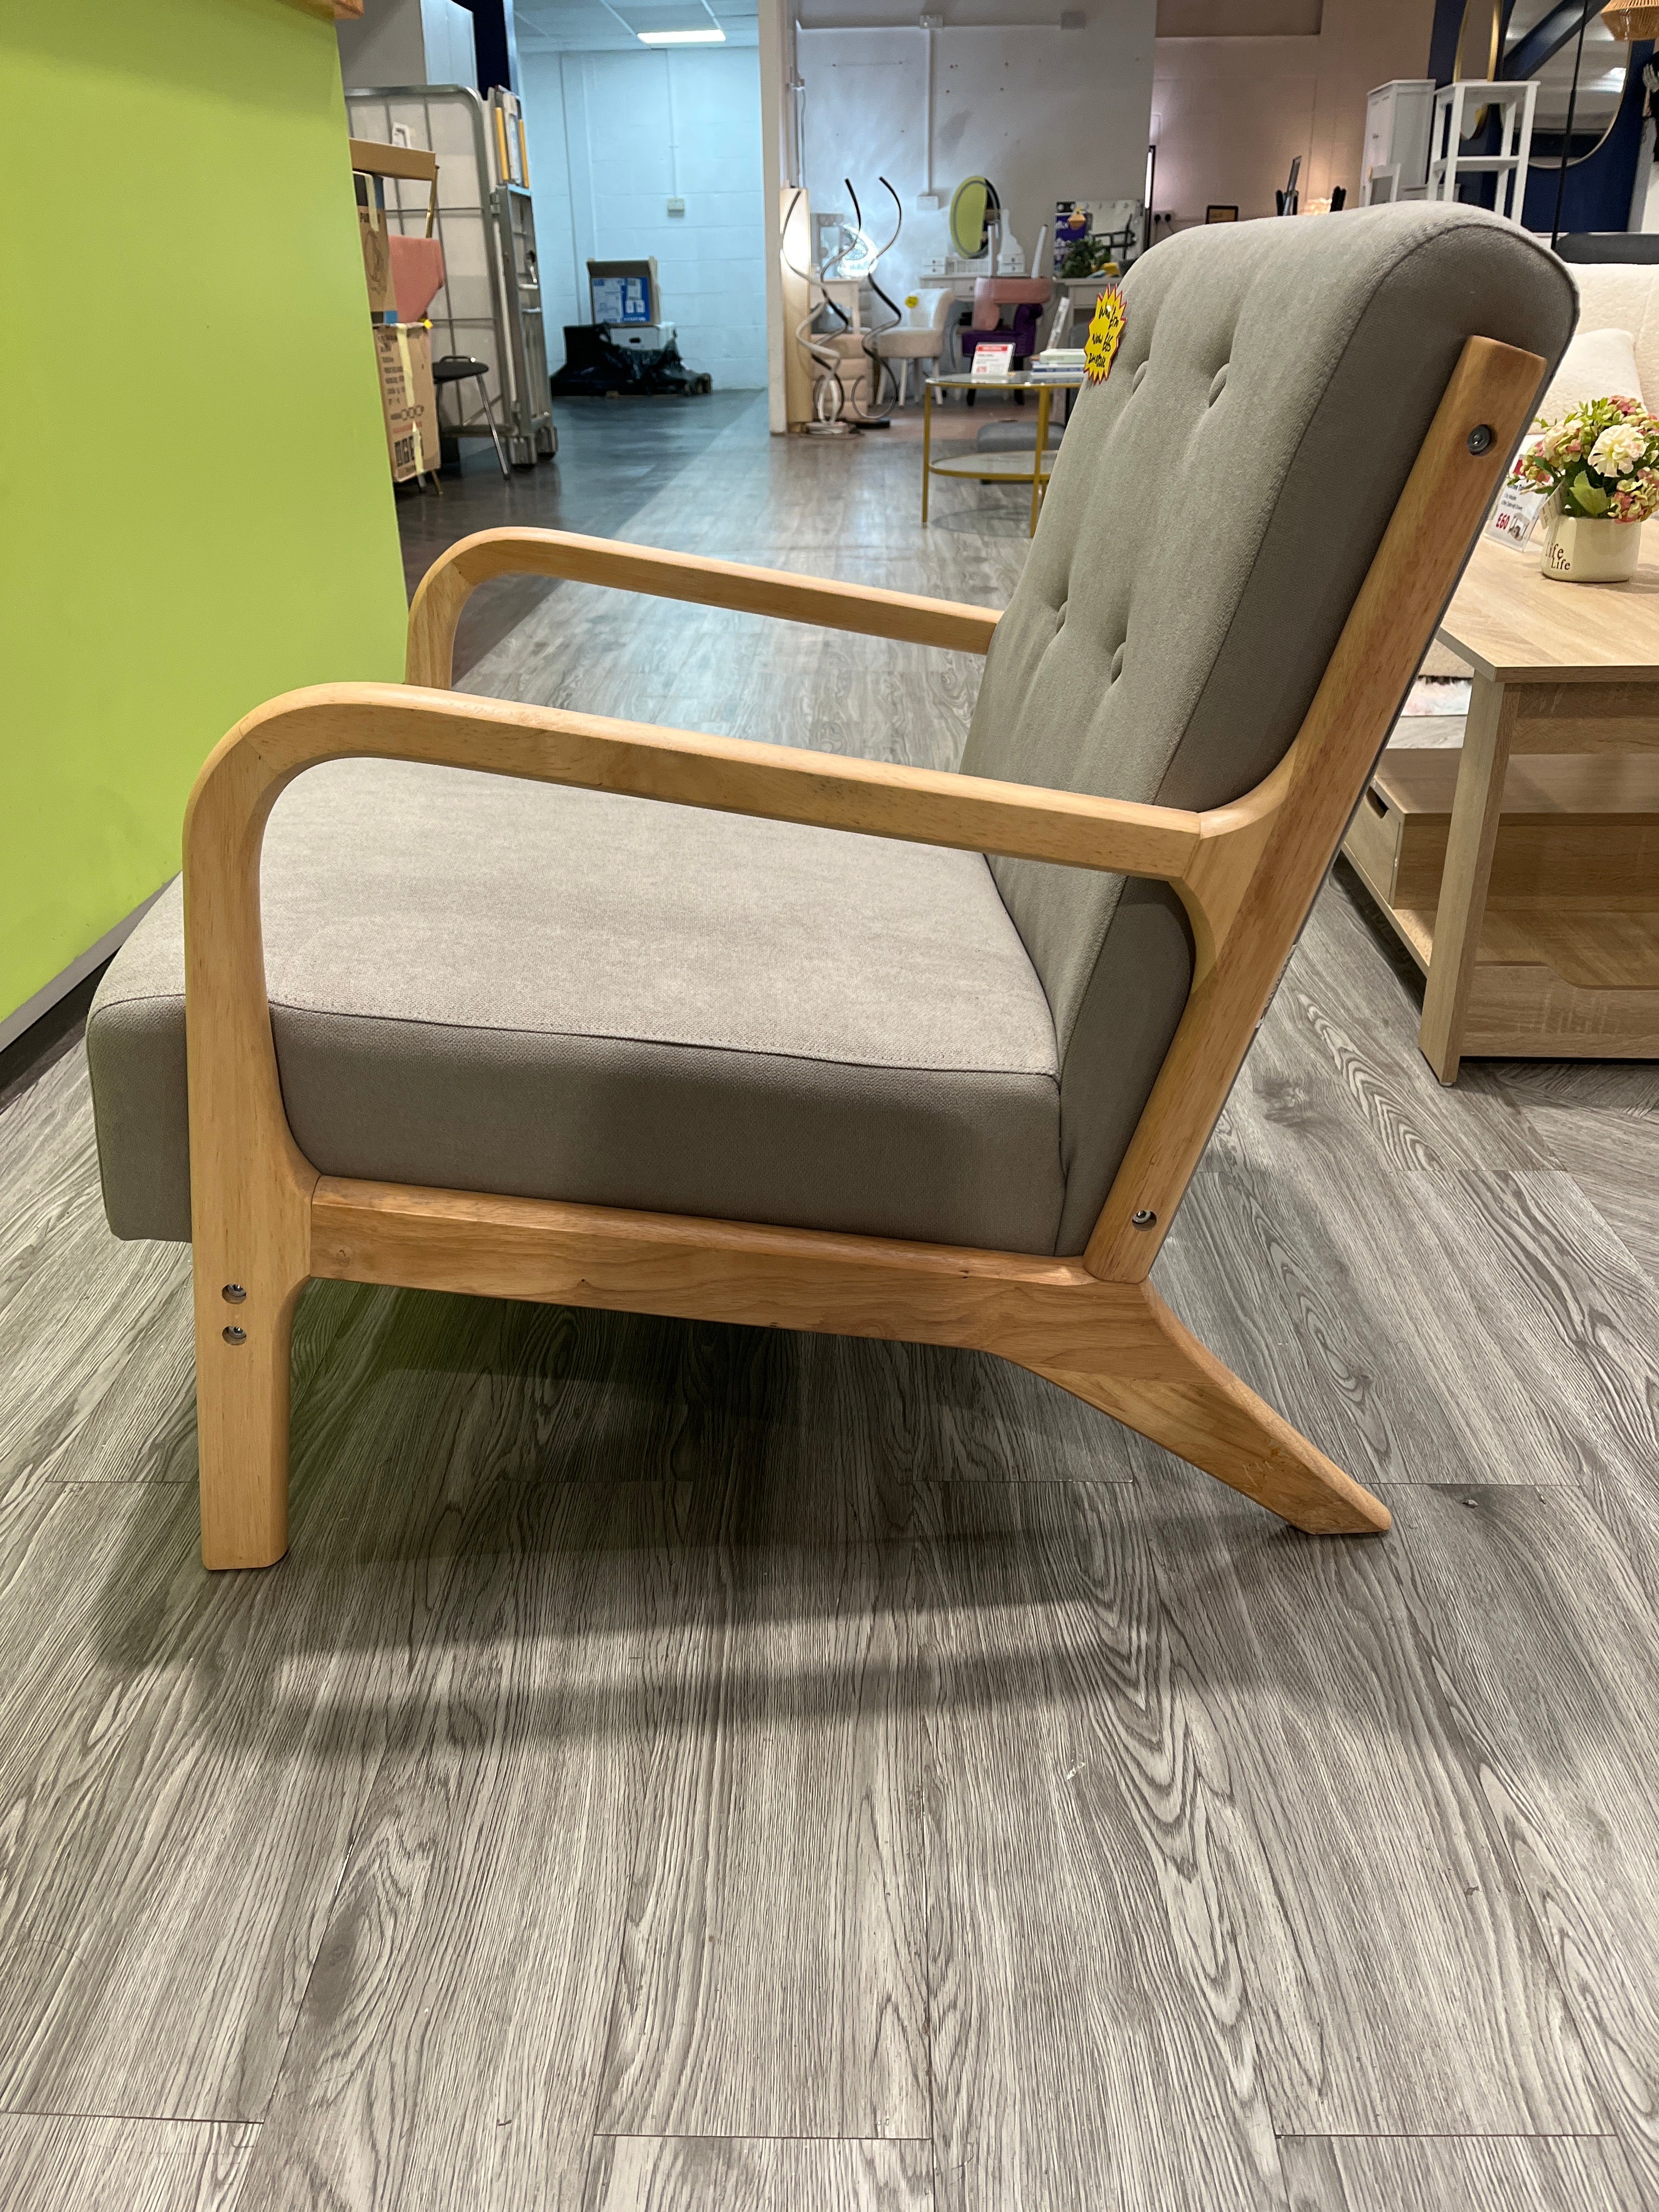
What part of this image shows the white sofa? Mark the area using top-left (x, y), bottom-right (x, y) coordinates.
top-left (1567, 259), bottom-right (1659, 399)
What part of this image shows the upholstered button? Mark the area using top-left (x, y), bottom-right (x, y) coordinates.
top-left (1109, 642), bottom-right (1126, 682)
top-left (1207, 364), bottom-right (1229, 405)
top-left (1131, 360), bottom-right (1149, 393)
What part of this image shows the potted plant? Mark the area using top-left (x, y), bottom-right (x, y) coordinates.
top-left (1509, 394), bottom-right (1659, 583)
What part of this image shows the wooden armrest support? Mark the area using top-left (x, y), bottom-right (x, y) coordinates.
top-left (405, 527), bottom-right (1002, 687)
top-left (207, 682), bottom-right (1203, 885)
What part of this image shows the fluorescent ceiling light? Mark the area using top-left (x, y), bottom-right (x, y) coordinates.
top-left (637, 25), bottom-right (726, 38)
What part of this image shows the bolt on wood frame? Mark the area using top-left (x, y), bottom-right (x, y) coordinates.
top-left (185, 336), bottom-right (1544, 1567)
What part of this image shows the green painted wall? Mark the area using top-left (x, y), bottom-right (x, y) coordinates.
top-left (2, 0), bottom-right (408, 1025)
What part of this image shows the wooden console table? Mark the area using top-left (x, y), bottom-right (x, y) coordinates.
top-left (1342, 531), bottom-right (1659, 1082)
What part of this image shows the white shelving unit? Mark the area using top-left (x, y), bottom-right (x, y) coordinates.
top-left (1426, 80), bottom-right (1538, 222)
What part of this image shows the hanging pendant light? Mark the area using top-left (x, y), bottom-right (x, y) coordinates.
top-left (1601, 5), bottom-right (1659, 37)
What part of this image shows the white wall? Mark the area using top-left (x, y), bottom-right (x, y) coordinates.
top-left (1150, 0), bottom-right (1436, 224)
top-left (794, 0), bottom-right (1157, 307)
top-left (520, 44), bottom-right (769, 389)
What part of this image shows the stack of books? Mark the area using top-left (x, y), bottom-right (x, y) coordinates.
top-left (1029, 348), bottom-right (1086, 380)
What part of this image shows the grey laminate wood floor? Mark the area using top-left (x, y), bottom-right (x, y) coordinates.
top-left (3, 398), bottom-right (1657, 2212)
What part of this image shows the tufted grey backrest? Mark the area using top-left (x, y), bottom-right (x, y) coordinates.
top-left (961, 204), bottom-right (1575, 1253)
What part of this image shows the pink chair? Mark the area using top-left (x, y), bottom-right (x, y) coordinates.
top-left (963, 277), bottom-right (1054, 375)
top-left (390, 234), bottom-right (446, 325)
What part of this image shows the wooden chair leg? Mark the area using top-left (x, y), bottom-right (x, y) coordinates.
top-left (192, 1260), bottom-right (304, 1570)
top-left (1026, 1293), bottom-right (1391, 1536)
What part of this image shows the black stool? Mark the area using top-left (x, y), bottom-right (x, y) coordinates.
top-left (432, 355), bottom-right (512, 478)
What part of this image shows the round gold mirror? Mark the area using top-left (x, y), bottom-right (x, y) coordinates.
top-left (1498, 1), bottom-right (1634, 170)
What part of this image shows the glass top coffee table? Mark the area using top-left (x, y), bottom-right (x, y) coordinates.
top-left (922, 371), bottom-right (1086, 536)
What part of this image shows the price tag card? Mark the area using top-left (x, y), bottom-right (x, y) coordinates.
top-left (970, 341), bottom-right (1015, 380)
top-left (1487, 478), bottom-right (1547, 550)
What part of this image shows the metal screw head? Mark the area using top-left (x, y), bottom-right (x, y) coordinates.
top-left (222, 1283), bottom-right (246, 1304)
top-left (1131, 1209), bottom-right (1158, 1229)
top-left (222, 1325), bottom-right (247, 1346)
top-left (1466, 424), bottom-right (1494, 455)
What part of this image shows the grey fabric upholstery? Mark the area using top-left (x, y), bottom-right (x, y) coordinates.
top-left (962, 203), bottom-right (1575, 1250)
top-left (89, 205), bottom-right (1575, 1263)
top-left (87, 761), bottom-right (1064, 1250)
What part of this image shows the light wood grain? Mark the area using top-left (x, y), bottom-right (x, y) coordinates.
top-left (184, 337), bottom-right (1540, 1564)
top-left (0, 2115), bottom-right (252, 2212)
top-left (1280, 859), bottom-right (1552, 1173)
top-left (1027, 1286), bottom-right (1390, 1534)
top-left (7, 373), bottom-right (1659, 2212)
top-left (311, 1180), bottom-right (1187, 1372)
top-left (1348, 726), bottom-right (1659, 1065)
top-left (1511, 682), bottom-right (1659, 752)
top-left (1167, 1086), bottom-right (1659, 1496)
top-left (1420, 673), bottom-right (1520, 1082)
top-left (1128, 1465), bottom-right (1602, 2136)
top-left (1508, 1083), bottom-right (1659, 1290)
top-left (1085, 334), bottom-right (1548, 1276)
top-left (311, 1181), bottom-right (1389, 1533)
top-left (1377, 745), bottom-right (1659, 817)
top-left (0, 1051), bottom-right (194, 1493)
top-left (1354, 746), bottom-right (1659, 908)
top-left (405, 527), bottom-right (1004, 689)
top-left (1392, 1482), bottom-right (1659, 2203)
top-left (183, 727), bottom-right (315, 1567)
top-left (585, 2136), bottom-right (933, 2212)
top-left (919, 1479), bottom-right (1289, 2212)
top-left (1383, 909), bottom-right (1659, 1055)
top-left (1441, 526), bottom-right (1659, 684)
top-left (1280, 2134), bottom-right (1641, 2212)
top-left (232, 1478), bottom-right (659, 2212)
top-left (0, 1319), bottom-right (447, 2120)
top-left (593, 1519), bottom-right (927, 2139)
top-left (347, 138), bottom-right (436, 183)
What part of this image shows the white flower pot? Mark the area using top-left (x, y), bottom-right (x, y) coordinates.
top-left (1539, 512), bottom-right (1643, 583)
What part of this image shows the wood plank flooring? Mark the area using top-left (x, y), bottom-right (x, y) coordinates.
top-left (1, 398), bottom-right (1657, 2209)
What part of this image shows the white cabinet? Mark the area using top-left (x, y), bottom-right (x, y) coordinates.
top-left (1363, 78), bottom-right (1436, 206)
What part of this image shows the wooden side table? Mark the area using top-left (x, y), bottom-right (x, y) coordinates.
top-left (1342, 531), bottom-right (1659, 1081)
top-left (922, 373), bottom-right (1082, 536)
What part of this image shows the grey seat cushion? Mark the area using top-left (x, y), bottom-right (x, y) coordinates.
top-left (88, 759), bottom-right (1065, 1252)
top-left (962, 203), bottom-right (1577, 1250)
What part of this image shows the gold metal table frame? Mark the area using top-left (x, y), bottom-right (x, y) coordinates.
top-left (922, 371), bottom-right (1084, 536)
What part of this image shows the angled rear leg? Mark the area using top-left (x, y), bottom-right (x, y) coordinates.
top-left (1025, 1288), bottom-right (1390, 1536)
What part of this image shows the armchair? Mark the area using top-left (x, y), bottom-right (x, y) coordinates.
top-left (86, 205), bottom-right (1571, 1568)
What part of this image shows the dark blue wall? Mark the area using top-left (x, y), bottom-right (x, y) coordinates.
top-left (1429, 0), bottom-right (1466, 89)
top-left (1426, 1), bottom-right (1651, 234)
top-left (1521, 42), bottom-right (1652, 233)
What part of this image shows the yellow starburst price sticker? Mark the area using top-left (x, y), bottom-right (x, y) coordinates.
top-left (1084, 288), bottom-right (1126, 385)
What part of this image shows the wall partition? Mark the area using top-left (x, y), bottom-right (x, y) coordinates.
top-left (2, 0), bottom-right (407, 1049)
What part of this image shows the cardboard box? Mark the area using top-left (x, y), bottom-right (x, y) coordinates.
top-left (355, 171), bottom-right (396, 315)
top-left (373, 321), bottom-right (438, 481)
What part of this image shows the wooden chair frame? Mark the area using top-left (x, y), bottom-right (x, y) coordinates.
top-left (184, 336), bottom-right (1544, 1567)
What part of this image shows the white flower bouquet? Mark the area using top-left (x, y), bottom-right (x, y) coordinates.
top-left (1509, 394), bottom-right (1659, 522)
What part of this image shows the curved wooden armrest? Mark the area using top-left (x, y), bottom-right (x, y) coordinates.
top-left (196, 681), bottom-right (1206, 886)
top-left (405, 527), bottom-right (1002, 687)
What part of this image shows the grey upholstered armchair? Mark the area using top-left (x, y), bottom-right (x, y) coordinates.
top-left (88, 204), bottom-right (1573, 1567)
